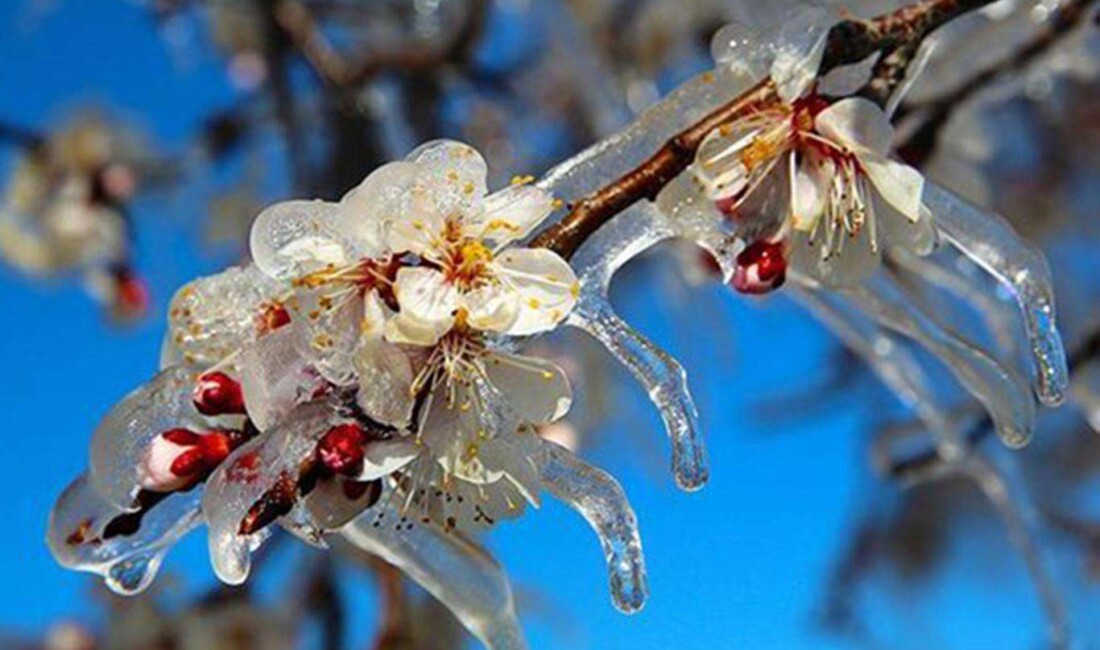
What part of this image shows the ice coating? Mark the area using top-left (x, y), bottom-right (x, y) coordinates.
top-left (47, 475), bottom-right (201, 596)
top-left (924, 182), bottom-right (1069, 406)
top-left (534, 439), bottom-right (648, 613)
top-left (341, 505), bottom-right (528, 650)
top-left (890, 247), bottom-right (1020, 360)
top-left (793, 287), bottom-right (964, 460)
top-left (162, 264), bottom-right (281, 370)
top-left (239, 324), bottom-right (324, 431)
top-left (202, 402), bottom-right (335, 585)
top-left (88, 366), bottom-right (202, 509)
top-left (837, 272), bottom-right (1036, 448)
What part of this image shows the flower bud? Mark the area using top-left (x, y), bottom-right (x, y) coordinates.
top-left (316, 424), bottom-right (367, 476)
top-left (139, 428), bottom-right (232, 492)
top-left (193, 371), bottom-right (246, 416)
top-left (732, 240), bottom-right (787, 295)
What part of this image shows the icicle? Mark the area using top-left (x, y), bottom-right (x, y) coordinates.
top-left (534, 439), bottom-right (648, 613)
top-left (889, 247), bottom-right (1020, 360)
top-left (569, 299), bottom-right (707, 491)
top-left (837, 272), bottom-right (1036, 448)
top-left (47, 475), bottom-right (201, 596)
top-left (341, 506), bottom-right (528, 650)
top-left (793, 287), bottom-right (965, 460)
top-left (924, 183), bottom-right (1068, 406)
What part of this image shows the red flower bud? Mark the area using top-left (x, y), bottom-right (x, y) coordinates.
top-left (139, 428), bottom-right (234, 492)
top-left (731, 240), bottom-right (787, 295)
top-left (316, 424), bottom-right (366, 476)
top-left (193, 372), bottom-right (246, 416)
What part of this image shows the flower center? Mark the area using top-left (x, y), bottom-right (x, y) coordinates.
top-left (447, 239), bottom-right (493, 288)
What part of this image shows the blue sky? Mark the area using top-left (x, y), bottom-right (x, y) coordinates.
top-left (0, 2), bottom-right (1062, 648)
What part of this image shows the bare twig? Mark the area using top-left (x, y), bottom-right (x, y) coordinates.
top-left (528, 0), bottom-right (999, 259)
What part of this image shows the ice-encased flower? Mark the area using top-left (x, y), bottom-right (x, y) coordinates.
top-left (691, 94), bottom-right (933, 288)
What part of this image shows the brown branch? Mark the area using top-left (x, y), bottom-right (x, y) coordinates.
top-left (528, 0), bottom-right (999, 259)
top-left (898, 0), bottom-right (1099, 166)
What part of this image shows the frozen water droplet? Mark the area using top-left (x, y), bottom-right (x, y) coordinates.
top-left (104, 551), bottom-right (161, 596)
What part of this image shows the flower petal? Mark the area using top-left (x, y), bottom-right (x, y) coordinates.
top-left (387, 267), bottom-right (458, 346)
top-left (335, 160), bottom-right (419, 257)
top-left (862, 153), bottom-right (925, 223)
top-left (814, 97), bottom-right (895, 155)
top-left (462, 284), bottom-right (521, 333)
top-left (249, 200), bottom-right (352, 281)
top-left (290, 289), bottom-right (363, 386)
top-left (239, 325), bottom-right (325, 432)
top-left (476, 183), bottom-right (555, 248)
top-left (491, 248), bottom-right (579, 336)
top-left (358, 439), bottom-right (422, 481)
top-left (354, 292), bottom-right (417, 427)
top-left (791, 155), bottom-right (829, 231)
top-left (771, 6), bottom-right (832, 102)
top-left (386, 191), bottom-right (448, 259)
top-left (484, 350), bottom-right (573, 423)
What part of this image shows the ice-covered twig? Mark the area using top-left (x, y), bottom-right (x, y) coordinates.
top-left (528, 0), bottom-right (1001, 260)
top-left (897, 0), bottom-right (1100, 166)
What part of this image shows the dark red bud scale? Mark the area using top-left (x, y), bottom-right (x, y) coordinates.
top-left (316, 424), bottom-right (367, 476)
top-left (193, 372), bottom-right (246, 416)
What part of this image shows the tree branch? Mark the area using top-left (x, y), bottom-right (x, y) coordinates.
top-left (528, 0), bottom-right (999, 259)
top-left (897, 0), bottom-right (1099, 167)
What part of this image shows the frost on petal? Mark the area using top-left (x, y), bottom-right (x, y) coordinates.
top-left (476, 184), bottom-right (556, 248)
top-left (839, 273), bottom-right (1035, 448)
top-left (335, 160), bottom-right (419, 256)
top-left (483, 351), bottom-right (572, 424)
top-left (406, 139), bottom-right (489, 218)
top-left (239, 325), bottom-right (325, 431)
top-left (249, 200), bottom-right (352, 281)
top-left (89, 366), bottom-right (202, 510)
top-left (342, 505), bottom-right (528, 650)
top-left (493, 248), bottom-right (579, 336)
top-left (354, 293), bottom-right (417, 428)
top-left (923, 182), bottom-right (1068, 406)
top-left (202, 403), bottom-right (335, 584)
top-left (47, 475), bottom-right (200, 596)
top-left (388, 266), bottom-right (458, 346)
top-left (290, 289), bottom-right (362, 386)
top-left (814, 97), bottom-right (895, 156)
top-left (163, 265), bottom-right (281, 370)
top-left (534, 439), bottom-right (648, 614)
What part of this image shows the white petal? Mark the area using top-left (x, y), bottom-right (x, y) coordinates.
top-left (357, 439), bottom-right (422, 481)
top-left (388, 267), bottom-right (458, 345)
top-left (335, 161), bottom-right (420, 257)
top-left (249, 200), bottom-right (351, 281)
top-left (406, 139), bottom-right (488, 218)
top-left (491, 248), bottom-right (579, 336)
top-left (475, 184), bottom-right (555, 248)
top-left (301, 478), bottom-right (382, 530)
top-left (484, 351), bottom-right (573, 423)
top-left (791, 155), bottom-right (829, 231)
top-left (814, 97), bottom-right (895, 155)
top-left (290, 289), bottom-right (362, 386)
top-left (462, 284), bottom-right (521, 333)
top-left (862, 153), bottom-right (925, 223)
top-left (355, 291), bottom-right (415, 426)
top-left (386, 192), bottom-right (448, 259)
